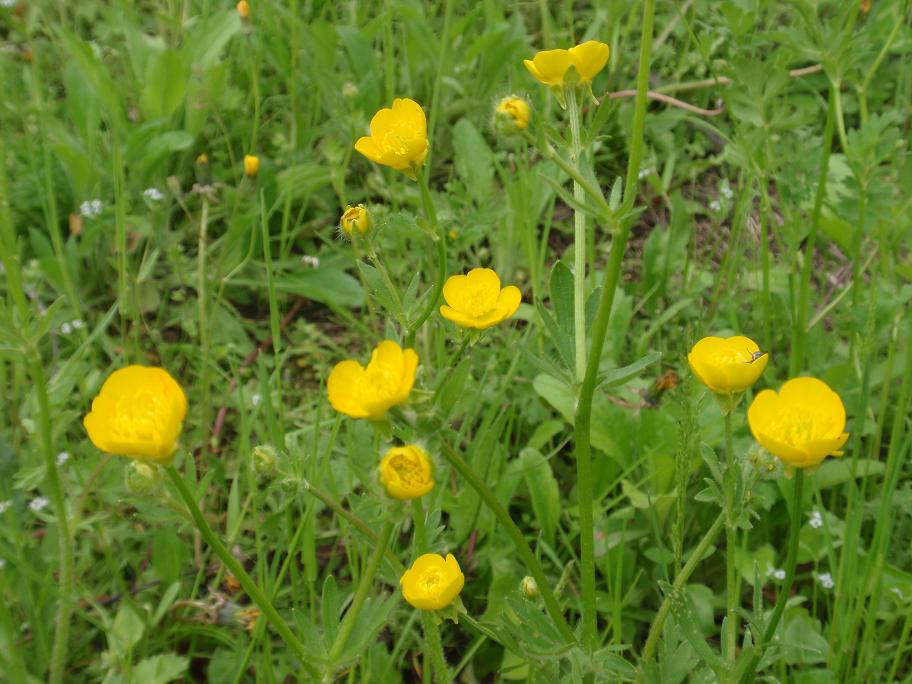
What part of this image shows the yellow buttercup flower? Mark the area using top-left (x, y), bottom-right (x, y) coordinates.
top-left (523, 40), bottom-right (610, 86)
top-left (327, 340), bottom-right (418, 420)
top-left (400, 553), bottom-right (465, 611)
top-left (83, 366), bottom-right (188, 463)
top-left (688, 336), bottom-right (768, 395)
top-left (748, 377), bottom-right (849, 470)
top-left (439, 268), bottom-right (522, 330)
top-left (243, 154), bottom-right (260, 177)
top-left (340, 204), bottom-right (371, 237)
top-left (354, 98), bottom-right (428, 179)
top-left (495, 95), bottom-right (531, 132)
top-left (379, 445), bottom-right (434, 500)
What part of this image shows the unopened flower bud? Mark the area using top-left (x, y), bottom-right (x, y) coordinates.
top-left (243, 154), bottom-right (260, 178)
top-left (495, 95), bottom-right (531, 135)
top-left (236, 0), bottom-right (250, 20)
top-left (340, 204), bottom-right (371, 237)
top-left (124, 461), bottom-right (162, 495)
top-left (252, 445), bottom-right (278, 476)
top-left (520, 576), bottom-right (539, 599)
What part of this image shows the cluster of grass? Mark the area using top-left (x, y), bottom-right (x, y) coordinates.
top-left (1, 0), bottom-right (911, 682)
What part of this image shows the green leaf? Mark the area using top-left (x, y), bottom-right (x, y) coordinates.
top-left (548, 260), bottom-right (575, 334)
top-left (141, 49), bottom-right (187, 120)
top-left (597, 351), bottom-right (662, 389)
top-left (131, 654), bottom-right (189, 684)
top-left (517, 448), bottom-right (560, 545)
top-left (452, 118), bottom-right (494, 203)
top-left (108, 602), bottom-right (145, 657)
top-left (813, 459), bottom-right (885, 489)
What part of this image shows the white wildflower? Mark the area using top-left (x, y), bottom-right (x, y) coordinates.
top-left (56, 451), bottom-right (70, 466)
top-left (301, 255), bottom-right (320, 268)
top-left (709, 199), bottom-right (721, 213)
top-left (808, 510), bottom-right (823, 529)
top-left (890, 587), bottom-right (904, 600)
top-left (720, 181), bottom-right (734, 199)
top-left (772, 568), bottom-right (786, 581)
top-left (29, 497), bottom-right (49, 512)
top-left (71, 319), bottom-right (85, 329)
top-left (0, 500), bottom-right (12, 514)
top-left (817, 572), bottom-right (834, 589)
top-left (144, 187), bottom-right (164, 201)
top-left (251, 393), bottom-right (263, 407)
top-left (638, 167), bottom-right (651, 180)
top-left (79, 199), bottom-right (103, 218)
top-left (60, 322), bottom-right (72, 335)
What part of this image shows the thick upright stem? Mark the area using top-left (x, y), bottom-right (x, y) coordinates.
top-left (32, 358), bottom-right (74, 684)
top-left (738, 470), bottom-right (805, 683)
top-left (164, 465), bottom-right (319, 679)
top-left (573, 0), bottom-right (656, 651)
top-left (723, 412), bottom-right (738, 661)
top-left (566, 87), bottom-right (587, 382)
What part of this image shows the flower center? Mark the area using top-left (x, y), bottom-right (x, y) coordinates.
top-left (390, 453), bottom-right (424, 486)
top-left (419, 569), bottom-right (444, 594)
top-left (463, 287), bottom-right (497, 317)
top-left (768, 405), bottom-right (836, 446)
top-left (381, 123), bottom-right (415, 156)
top-left (110, 389), bottom-right (171, 444)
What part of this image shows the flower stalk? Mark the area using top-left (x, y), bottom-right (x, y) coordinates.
top-left (410, 500), bottom-right (449, 683)
top-left (406, 170), bottom-right (447, 346)
top-left (164, 465), bottom-right (319, 679)
top-left (737, 470), bottom-right (805, 683)
top-left (566, 86), bottom-right (587, 382)
top-left (723, 412), bottom-right (738, 661)
top-left (573, 0), bottom-right (656, 651)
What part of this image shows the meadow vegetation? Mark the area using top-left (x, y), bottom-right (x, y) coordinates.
top-left (1, 0), bottom-right (911, 682)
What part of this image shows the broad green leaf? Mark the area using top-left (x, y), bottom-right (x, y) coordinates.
top-left (131, 654), bottom-right (189, 684)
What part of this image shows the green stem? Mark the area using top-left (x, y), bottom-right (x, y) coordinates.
top-left (573, 0), bottom-right (656, 651)
top-left (638, 512), bottom-right (725, 669)
top-left (738, 470), bottom-right (805, 684)
top-left (299, 477), bottom-right (405, 575)
top-left (431, 440), bottom-right (577, 645)
top-left (197, 198), bottom-right (211, 441)
top-left (411, 499), bottom-right (449, 683)
top-left (163, 465), bottom-right (319, 679)
top-left (32, 357), bottom-right (74, 684)
top-left (790, 86), bottom-right (836, 377)
top-left (406, 171), bottom-right (446, 347)
top-left (326, 520), bottom-right (396, 666)
top-left (368, 247), bottom-right (406, 322)
top-left (723, 412), bottom-right (738, 661)
top-left (566, 87), bottom-right (587, 382)
top-left (857, 0), bottom-right (908, 123)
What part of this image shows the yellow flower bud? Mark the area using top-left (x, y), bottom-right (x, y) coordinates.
top-left (495, 95), bottom-right (531, 133)
top-left (196, 153), bottom-right (209, 166)
top-left (400, 553), bottom-right (465, 611)
top-left (354, 98), bottom-right (428, 179)
top-left (379, 445), bottom-right (434, 500)
top-left (340, 204), bottom-right (371, 237)
top-left (124, 461), bottom-right (162, 495)
top-left (687, 336), bottom-right (768, 396)
top-left (747, 377), bottom-right (849, 470)
top-left (236, 0), bottom-right (250, 20)
top-left (439, 268), bottom-right (522, 330)
top-left (327, 340), bottom-right (418, 421)
top-left (83, 366), bottom-right (188, 463)
top-left (523, 40), bottom-right (610, 87)
top-left (243, 154), bottom-right (260, 178)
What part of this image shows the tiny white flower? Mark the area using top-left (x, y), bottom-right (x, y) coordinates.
top-left (638, 167), bottom-right (651, 180)
top-left (709, 199), bottom-right (721, 213)
top-left (29, 497), bottom-right (49, 512)
top-left (79, 199), bottom-right (103, 218)
top-left (60, 322), bottom-right (72, 335)
top-left (144, 187), bottom-right (164, 201)
top-left (817, 572), bottom-right (834, 589)
top-left (890, 587), bottom-right (904, 600)
top-left (0, 0), bottom-right (16, 8)
top-left (808, 510), bottom-right (823, 529)
top-left (720, 182), bottom-right (734, 199)
top-left (251, 393), bottom-right (263, 407)
top-left (56, 451), bottom-right (70, 466)
top-left (301, 255), bottom-right (320, 268)
top-left (0, 559), bottom-right (6, 570)
top-left (71, 319), bottom-right (85, 330)
top-left (0, 500), bottom-right (12, 514)
top-left (772, 568), bottom-right (786, 581)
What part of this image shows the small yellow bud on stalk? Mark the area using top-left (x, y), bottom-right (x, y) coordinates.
top-left (243, 154), bottom-right (260, 178)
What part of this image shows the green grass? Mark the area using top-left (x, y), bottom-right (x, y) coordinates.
top-left (1, 0), bottom-right (911, 682)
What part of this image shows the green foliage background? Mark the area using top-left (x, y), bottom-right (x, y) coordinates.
top-left (0, 0), bottom-right (910, 682)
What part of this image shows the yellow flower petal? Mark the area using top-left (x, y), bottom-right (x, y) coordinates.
top-left (568, 40), bottom-right (610, 81)
top-left (525, 49), bottom-right (573, 85)
top-left (355, 98), bottom-right (428, 177)
top-left (687, 335), bottom-right (767, 394)
top-left (440, 268), bottom-right (521, 330)
top-left (400, 553), bottom-right (465, 611)
top-left (379, 444), bottom-right (434, 500)
top-left (326, 341), bottom-right (418, 421)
